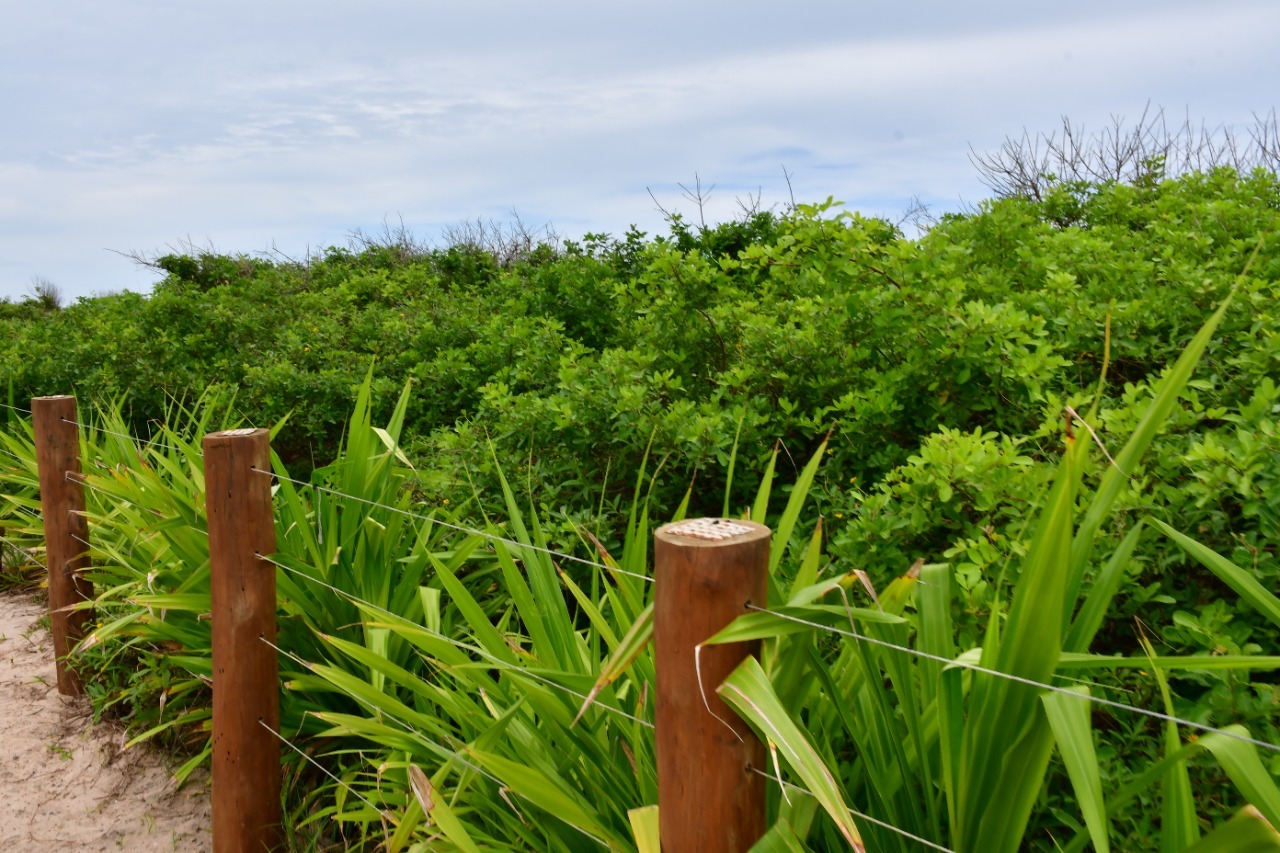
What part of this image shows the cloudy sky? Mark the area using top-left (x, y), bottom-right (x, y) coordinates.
top-left (2, 0), bottom-right (1277, 300)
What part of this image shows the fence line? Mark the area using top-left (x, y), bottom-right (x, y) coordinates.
top-left (0, 446), bottom-right (29, 464)
top-left (257, 633), bottom-right (614, 850)
top-left (747, 767), bottom-right (955, 853)
top-left (6, 397), bottom-right (1279, 850)
top-left (59, 415), bottom-right (196, 455)
top-left (41, 427), bottom-right (1280, 841)
top-left (257, 720), bottom-right (391, 821)
top-left (746, 603), bottom-right (1280, 755)
top-left (7, 406), bottom-right (644, 585)
top-left (257, 551), bottom-right (657, 730)
top-left (254, 466), bottom-right (655, 584)
top-left (0, 531), bottom-right (47, 570)
top-left (19, 424), bottom-right (1280, 754)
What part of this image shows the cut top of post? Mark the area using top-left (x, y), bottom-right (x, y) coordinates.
top-left (207, 427), bottom-right (265, 440)
top-left (655, 517), bottom-right (770, 547)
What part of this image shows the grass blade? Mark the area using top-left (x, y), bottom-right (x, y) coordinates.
top-left (1149, 519), bottom-right (1280, 628)
top-left (718, 656), bottom-right (865, 851)
top-left (1042, 687), bottom-right (1110, 853)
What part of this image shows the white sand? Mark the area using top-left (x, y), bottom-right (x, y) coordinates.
top-left (0, 592), bottom-right (211, 851)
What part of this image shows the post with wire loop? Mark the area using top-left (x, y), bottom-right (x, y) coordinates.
top-left (32, 395), bottom-right (93, 695)
top-left (204, 427), bottom-right (281, 852)
top-left (654, 517), bottom-right (769, 853)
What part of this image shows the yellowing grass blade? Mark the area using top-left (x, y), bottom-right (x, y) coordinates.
top-left (718, 657), bottom-right (864, 851)
top-left (408, 764), bottom-right (435, 824)
top-left (1179, 806), bottom-right (1280, 853)
top-left (628, 804), bottom-right (660, 853)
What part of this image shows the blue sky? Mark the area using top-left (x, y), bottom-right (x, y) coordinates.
top-left (2, 0), bottom-right (1277, 300)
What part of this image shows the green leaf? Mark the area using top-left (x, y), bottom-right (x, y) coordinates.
top-left (574, 602), bottom-right (653, 726)
top-left (704, 605), bottom-right (903, 645)
top-left (770, 438), bottom-right (827, 576)
top-left (1065, 521), bottom-right (1144, 653)
top-left (1149, 519), bottom-right (1280, 629)
top-left (1043, 687), bottom-right (1109, 853)
top-left (717, 657), bottom-right (863, 850)
top-left (1058, 654), bottom-right (1280, 672)
top-left (1199, 734), bottom-right (1280, 829)
top-left (751, 445), bottom-right (779, 525)
top-left (1067, 289), bottom-right (1236, 614)
top-left (466, 748), bottom-right (623, 848)
top-left (1141, 635), bottom-right (1199, 853)
top-left (749, 818), bottom-right (809, 852)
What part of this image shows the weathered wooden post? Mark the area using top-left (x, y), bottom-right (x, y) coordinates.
top-left (654, 518), bottom-right (769, 852)
top-left (204, 427), bottom-right (281, 852)
top-left (32, 395), bottom-right (94, 695)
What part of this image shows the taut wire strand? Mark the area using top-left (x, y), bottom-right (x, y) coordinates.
top-left (257, 634), bottom-right (612, 849)
top-left (252, 466), bottom-right (653, 584)
top-left (58, 416), bottom-right (196, 456)
top-left (0, 532), bottom-right (47, 570)
top-left (257, 551), bottom-right (655, 730)
top-left (257, 719), bottom-right (391, 820)
top-left (746, 604), bottom-right (1280, 755)
top-left (748, 767), bottom-right (955, 853)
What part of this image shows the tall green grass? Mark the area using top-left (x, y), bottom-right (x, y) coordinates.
top-left (702, 294), bottom-right (1280, 851)
top-left (0, 297), bottom-right (1277, 850)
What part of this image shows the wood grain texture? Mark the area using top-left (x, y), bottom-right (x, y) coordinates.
top-left (32, 396), bottom-right (93, 695)
top-left (654, 518), bottom-right (769, 853)
top-left (204, 428), bottom-right (281, 852)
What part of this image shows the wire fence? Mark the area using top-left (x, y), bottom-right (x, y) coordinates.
top-left (743, 604), bottom-right (1280, 755)
top-left (256, 632), bottom-right (615, 849)
top-left (0, 530), bottom-right (47, 571)
top-left (253, 466), bottom-right (654, 584)
top-left (258, 719), bottom-right (391, 822)
top-left (747, 767), bottom-right (956, 853)
top-left (256, 550), bottom-right (656, 731)
top-left (3, 399), bottom-right (1280, 850)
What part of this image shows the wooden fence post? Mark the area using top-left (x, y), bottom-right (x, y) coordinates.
top-left (654, 517), bottom-right (769, 852)
top-left (205, 427), bottom-right (281, 852)
top-left (32, 395), bottom-right (93, 695)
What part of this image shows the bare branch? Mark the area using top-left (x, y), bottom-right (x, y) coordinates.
top-left (970, 106), bottom-right (1280, 199)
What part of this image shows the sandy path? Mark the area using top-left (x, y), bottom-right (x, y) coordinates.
top-left (0, 592), bottom-right (212, 851)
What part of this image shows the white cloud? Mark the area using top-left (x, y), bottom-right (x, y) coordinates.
top-left (1, 0), bottom-right (1277, 298)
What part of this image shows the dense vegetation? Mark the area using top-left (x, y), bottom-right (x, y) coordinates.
top-left (1, 158), bottom-right (1278, 851)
